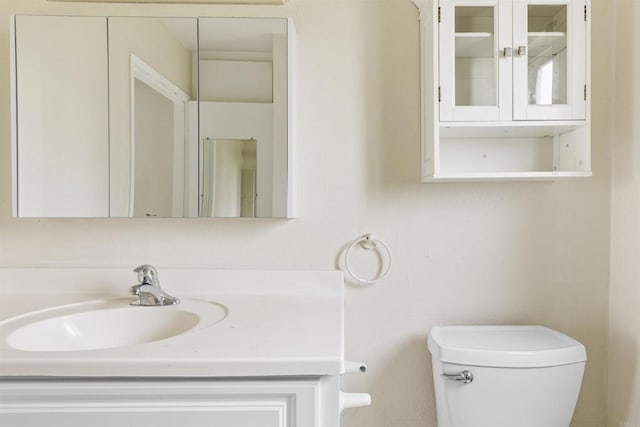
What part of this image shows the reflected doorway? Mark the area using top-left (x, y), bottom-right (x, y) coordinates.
top-left (130, 54), bottom-right (191, 217)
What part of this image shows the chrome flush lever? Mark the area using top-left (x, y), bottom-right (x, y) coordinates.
top-left (442, 370), bottom-right (474, 384)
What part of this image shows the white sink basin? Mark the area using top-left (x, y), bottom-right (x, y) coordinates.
top-left (0, 298), bottom-right (228, 352)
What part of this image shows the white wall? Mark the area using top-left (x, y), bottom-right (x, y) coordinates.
top-left (609, 0), bottom-right (640, 425)
top-left (0, 1), bottom-right (612, 426)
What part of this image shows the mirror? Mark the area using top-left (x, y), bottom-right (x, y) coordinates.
top-left (11, 15), bottom-right (294, 218)
top-left (108, 17), bottom-right (198, 218)
top-left (198, 17), bottom-right (290, 218)
top-left (12, 15), bottom-right (110, 217)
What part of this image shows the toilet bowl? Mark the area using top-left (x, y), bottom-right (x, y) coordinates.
top-left (428, 325), bottom-right (586, 427)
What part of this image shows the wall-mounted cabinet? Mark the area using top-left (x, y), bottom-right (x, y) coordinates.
top-left (10, 15), bottom-right (296, 218)
top-left (413, 0), bottom-right (591, 181)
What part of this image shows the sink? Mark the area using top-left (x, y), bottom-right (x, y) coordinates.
top-left (0, 298), bottom-right (228, 352)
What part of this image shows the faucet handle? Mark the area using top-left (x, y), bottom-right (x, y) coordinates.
top-left (133, 264), bottom-right (159, 287)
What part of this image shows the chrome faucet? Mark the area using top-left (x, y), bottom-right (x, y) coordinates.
top-left (130, 264), bottom-right (180, 306)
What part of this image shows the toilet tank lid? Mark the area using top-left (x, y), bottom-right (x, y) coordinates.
top-left (428, 326), bottom-right (587, 368)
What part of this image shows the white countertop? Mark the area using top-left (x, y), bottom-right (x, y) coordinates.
top-left (0, 268), bottom-right (345, 378)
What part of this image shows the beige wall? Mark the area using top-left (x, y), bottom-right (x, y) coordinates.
top-left (610, 0), bottom-right (640, 426)
top-left (0, 1), bottom-right (613, 426)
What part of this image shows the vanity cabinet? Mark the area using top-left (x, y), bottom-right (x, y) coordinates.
top-left (0, 270), bottom-right (368, 427)
top-left (413, 0), bottom-right (591, 181)
top-left (0, 377), bottom-right (340, 427)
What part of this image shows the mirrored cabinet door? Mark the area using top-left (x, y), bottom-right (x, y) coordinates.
top-left (13, 15), bottom-right (109, 217)
top-left (512, 0), bottom-right (586, 120)
top-left (107, 17), bottom-right (198, 218)
top-left (198, 17), bottom-right (291, 218)
top-left (439, 0), bottom-right (512, 122)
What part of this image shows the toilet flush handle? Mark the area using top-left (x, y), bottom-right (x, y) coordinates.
top-left (442, 370), bottom-right (474, 384)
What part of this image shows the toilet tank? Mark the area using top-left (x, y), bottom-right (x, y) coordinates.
top-left (428, 326), bottom-right (587, 427)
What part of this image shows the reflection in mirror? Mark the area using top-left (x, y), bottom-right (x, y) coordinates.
top-left (133, 78), bottom-right (178, 217)
top-left (201, 139), bottom-right (257, 217)
top-left (198, 18), bottom-right (290, 218)
top-left (108, 17), bottom-right (197, 218)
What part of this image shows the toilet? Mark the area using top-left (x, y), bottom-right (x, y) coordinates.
top-left (428, 325), bottom-right (586, 427)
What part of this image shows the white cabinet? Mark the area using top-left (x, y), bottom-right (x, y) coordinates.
top-left (0, 377), bottom-right (342, 427)
top-left (11, 15), bottom-right (296, 219)
top-left (414, 0), bottom-right (591, 181)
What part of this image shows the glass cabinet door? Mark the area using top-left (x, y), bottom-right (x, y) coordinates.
top-left (513, 0), bottom-right (586, 120)
top-left (439, 0), bottom-right (512, 122)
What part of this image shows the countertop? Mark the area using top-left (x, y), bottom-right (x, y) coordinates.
top-left (0, 268), bottom-right (345, 378)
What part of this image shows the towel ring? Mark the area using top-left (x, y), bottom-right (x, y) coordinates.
top-left (345, 234), bottom-right (392, 285)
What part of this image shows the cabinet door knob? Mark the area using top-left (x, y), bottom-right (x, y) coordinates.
top-left (517, 45), bottom-right (527, 56)
top-left (503, 47), bottom-right (513, 57)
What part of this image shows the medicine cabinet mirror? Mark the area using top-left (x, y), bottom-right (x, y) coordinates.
top-left (11, 15), bottom-right (295, 218)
